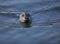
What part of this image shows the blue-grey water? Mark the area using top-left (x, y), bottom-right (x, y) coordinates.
top-left (0, 0), bottom-right (60, 44)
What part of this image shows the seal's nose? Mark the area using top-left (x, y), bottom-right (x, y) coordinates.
top-left (25, 17), bottom-right (29, 20)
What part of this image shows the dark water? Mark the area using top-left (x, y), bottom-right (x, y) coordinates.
top-left (0, 0), bottom-right (60, 44)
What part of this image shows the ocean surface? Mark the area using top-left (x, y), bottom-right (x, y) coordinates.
top-left (0, 0), bottom-right (60, 44)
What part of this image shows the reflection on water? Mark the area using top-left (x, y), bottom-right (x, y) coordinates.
top-left (20, 22), bottom-right (31, 28)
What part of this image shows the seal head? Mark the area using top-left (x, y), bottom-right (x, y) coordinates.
top-left (19, 12), bottom-right (32, 23)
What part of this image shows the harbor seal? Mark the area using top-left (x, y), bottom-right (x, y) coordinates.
top-left (19, 12), bottom-right (32, 23)
top-left (19, 12), bottom-right (32, 28)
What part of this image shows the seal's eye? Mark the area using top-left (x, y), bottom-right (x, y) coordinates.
top-left (22, 15), bottom-right (24, 17)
